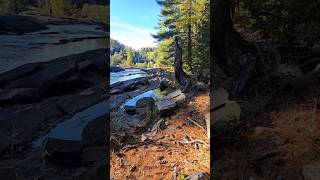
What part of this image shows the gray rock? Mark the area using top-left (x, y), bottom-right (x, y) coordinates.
top-left (166, 89), bottom-right (186, 105)
top-left (49, 87), bottom-right (105, 115)
top-left (136, 97), bottom-right (155, 108)
top-left (303, 162), bottom-right (320, 180)
top-left (82, 117), bottom-right (106, 146)
top-left (0, 62), bottom-right (42, 87)
top-left (0, 88), bottom-right (40, 106)
top-left (42, 137), bottom-right (83, 165)
top-left (156, 99), bottom-right (177, 117)
top-left (211, 88), bottom-right (241, 141)
top-left (212, 100), bottom-right (241, 139)
top-left (211, 88), bottom-right (229, 110)
top-left (110, 93), bottom-right (129, 109)
top-left (5, 60), bottom-right (78, 96)
top-left (185, 172), bottom-right (210, 180)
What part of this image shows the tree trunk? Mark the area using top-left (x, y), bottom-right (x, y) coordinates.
top-left (211, 0), bottom-right (258, 98)
top-left (174, 38), bottom-right (191, 92)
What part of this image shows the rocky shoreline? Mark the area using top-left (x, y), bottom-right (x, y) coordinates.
top-left (0, 48), bottom-right (108, 179)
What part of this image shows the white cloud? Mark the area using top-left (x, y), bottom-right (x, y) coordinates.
top-left (111, 22), bottom-right (158, 50)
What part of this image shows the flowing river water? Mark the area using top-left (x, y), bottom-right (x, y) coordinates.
top-left (0, 24), bottom-right (108, 73)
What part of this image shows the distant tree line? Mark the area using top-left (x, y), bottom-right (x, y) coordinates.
top-left (0, 0), bottom-right (108, 23)
top-left (111, 39), bottom-right (156, 68)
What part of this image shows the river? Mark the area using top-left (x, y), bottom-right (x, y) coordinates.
top-left (0, 24), bottom-right (108, 73)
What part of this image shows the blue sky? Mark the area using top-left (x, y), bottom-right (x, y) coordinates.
top-left (110, 0), bottom-right (161, 50)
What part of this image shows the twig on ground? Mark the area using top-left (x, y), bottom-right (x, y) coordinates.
top-left (187, 117), bottom-right (207, 135)
top-left (181, 135), bottom-right (209, 147)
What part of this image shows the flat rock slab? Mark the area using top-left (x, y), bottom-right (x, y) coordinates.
top-left (0, 88), bottom-right (40, 106)
top-left (42, 137), bottom-right (83, 165)
top-left (49, 87), bottom-right (106, 115)
top-left (211, 88), bottom-right (229, 110)
top-left (165, 89), bottom-right (186, 104)
top-left (156, 99), bottom-right (177, 111)
top-left (0, 62), bottom-right (42, 87)
top-left (5, 60), bottom-right (77, 95)
top-left (82, 117), bottom-right (107, 146)
top-left (211, 101), bottom-right (241, 125)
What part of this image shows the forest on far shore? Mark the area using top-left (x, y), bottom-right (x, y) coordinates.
top-left (0, 0), bottom-right (108, 23)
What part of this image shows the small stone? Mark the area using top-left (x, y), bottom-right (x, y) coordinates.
top-left (185, 172), bottom-right (210, 180)
top-left (158, 155), bottom-right (164, 160)
top-left (141, 135), bottom-right (148, 142)
top-left (159, 159), bottom-right (167, 164)
top-left (130, 165), bottom-right (137, 172)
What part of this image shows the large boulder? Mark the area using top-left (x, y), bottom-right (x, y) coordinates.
top-left (211, 88), bottom-right (241, 141)
top-left (82, 117), bottom-right (106, 147)
top-left (156, 99), bottom-right (177, 117)
top-left (0, 15), bottom-right (47, 34)
top-left (42, 137), bottom-right (83, 165)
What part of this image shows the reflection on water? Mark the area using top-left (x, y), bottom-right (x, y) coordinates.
top-left (33, 100), bottom-right (109, 147)
top-left (110, 68), bottom-right (146, 85)
top-left (0, 24), bottom-right (108, 73)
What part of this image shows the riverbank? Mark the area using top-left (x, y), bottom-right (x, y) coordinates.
top-left (0, 48), bottom-right (108, 179)
top-left (109, 67), bottom-right (210, 179)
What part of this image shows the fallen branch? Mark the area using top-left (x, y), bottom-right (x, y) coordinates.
top-left (187, 118), bottom-right (207, 135)
top-left (181, 135), bottom-right (209, 147)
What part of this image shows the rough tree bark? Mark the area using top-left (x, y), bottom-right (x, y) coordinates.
top-left (174, 38), bottom-right (191, 92)
top-left (211, 0), bottom-right (259, 98)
